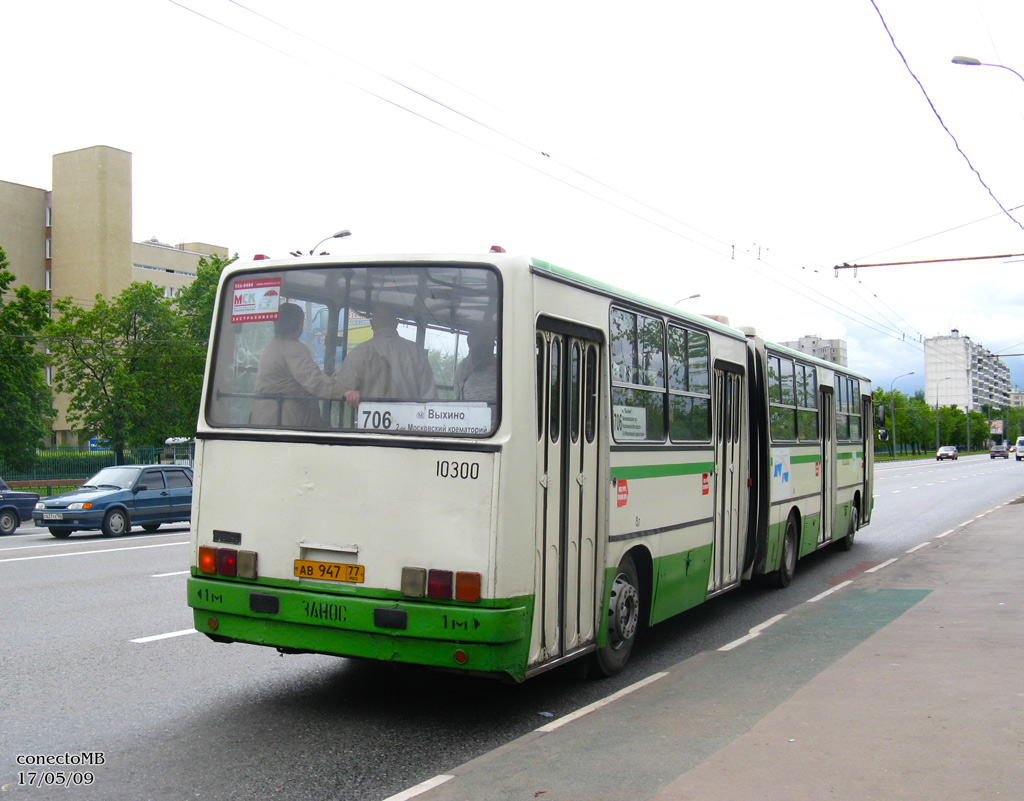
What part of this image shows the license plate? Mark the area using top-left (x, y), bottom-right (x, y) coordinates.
top-left (42, 513), bottom-right (63, 521)
top-left (294, 560), bottom-right (365, 583)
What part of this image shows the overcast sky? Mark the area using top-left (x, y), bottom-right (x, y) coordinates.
top-left (4, 0), bottom-right (1024, 394)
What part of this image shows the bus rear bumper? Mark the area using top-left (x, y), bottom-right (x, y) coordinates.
top-left (188, 577), bottom-right (533, 680)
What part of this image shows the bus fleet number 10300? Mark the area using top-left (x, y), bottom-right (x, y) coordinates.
top-left (436, 460), bottom-right (481, 480)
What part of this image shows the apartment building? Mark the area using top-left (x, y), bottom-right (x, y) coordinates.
top-left (0, 145), bottom-right (227, 444)
top-left (925, 330), bottom-right (1011, 412)
top-left (776, 334), bottom-right (848, 367)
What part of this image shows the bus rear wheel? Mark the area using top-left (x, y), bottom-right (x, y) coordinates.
top-left (594, 554), bottom-right (641, 677)
top-left (772, 516), bottom-right (798, 588)
top-left (837, 503), bottom-right (859, 551)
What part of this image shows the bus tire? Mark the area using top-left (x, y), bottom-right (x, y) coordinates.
top-left (772, 515), bottom-right (798, 588)
top-left (594, 554), bottom-right (641, 677)
top-left (102, 509), bottom-right (130, 537)
top-left (836, 501), bottom-right (859, 551)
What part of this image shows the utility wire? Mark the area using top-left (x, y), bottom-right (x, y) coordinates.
top-left (166, 0), bottom-right (982, 356)
top-left (869, 0), bottom-right (1024, 231)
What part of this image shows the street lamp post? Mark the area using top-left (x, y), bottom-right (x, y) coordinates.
top-left (290, 229), bottom-right (351, 257)
top-left (952, 55), bottom-right (1024, 85)
top-left (935, 376), bottom-right (952, 451)
top-left (890, 371), bottom-right (915, 459)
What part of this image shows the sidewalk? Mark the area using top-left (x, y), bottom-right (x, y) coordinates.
top-left (393, 500), bottom-right (1024, 801)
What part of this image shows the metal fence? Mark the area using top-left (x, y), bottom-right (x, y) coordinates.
top-left (0, 443), bottom-right (195, 484)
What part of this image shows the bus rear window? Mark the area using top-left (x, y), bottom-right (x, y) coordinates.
top-left (206, 263), bottom-right (500, 437)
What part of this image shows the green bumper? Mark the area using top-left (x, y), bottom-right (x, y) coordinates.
top-left (188, 577), bottom-right (533, 681)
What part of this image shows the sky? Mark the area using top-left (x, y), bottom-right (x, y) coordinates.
top-left (3, 0), bottom-right (1024, 395)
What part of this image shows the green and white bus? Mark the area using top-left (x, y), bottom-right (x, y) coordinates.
top-left (188, 252), bottom-right (874, 682)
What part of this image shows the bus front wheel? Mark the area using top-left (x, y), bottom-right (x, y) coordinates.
top-left (594, 554), bottom-right (641, 677)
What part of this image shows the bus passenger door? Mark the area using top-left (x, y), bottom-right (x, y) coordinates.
top-left (534, 324), bottom-right (601, 666)
top-left (820, 388), bottom-right (836, 544)
top-left (709, 366), bottom-right (745, 594)
top-left (861, 396), bottom-right (873, 525)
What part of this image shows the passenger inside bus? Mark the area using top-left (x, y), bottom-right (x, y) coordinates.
top-left (337, 304), bottom-right (439, 409)
top-left (251, 302), bottom-right (349, 427)
top-left (455, 324), bottom-right (497, 402)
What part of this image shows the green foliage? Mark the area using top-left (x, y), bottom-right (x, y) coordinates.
top-left (0, 246), bottom-right (54, 471)
top-left (44, 253), bottom-right (236, 461)
top-left (171, 252), bottom-right (236, 429)
top-left (48, 283), bottom-right (190, 461)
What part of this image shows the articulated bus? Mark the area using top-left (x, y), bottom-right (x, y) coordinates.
top-left (188, 253), bottom-right (874, 682)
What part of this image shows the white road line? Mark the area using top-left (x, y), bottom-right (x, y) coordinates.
top-left (383, 669), bottom-right (670, 799)
top-left (0, 535), bottom-right (188, 553)
top-left (537, 672), bottom-right (668, 732)
top-left (130, 629), bottom-right (198, 644)
top-left (0, 541), bottom-right (187, 564)
top-left (906, 542), bottom-right (930, 554)
top-left (807, 581), bottom-right (852, 603)
top-left (152, 570), bottom-right (190, 577)
top-left (718, 614), bottom-right (787, 650)
top-left (381, 775), bottom-right (455, 801)
top-left (865, 558), bottom-right (898, 573)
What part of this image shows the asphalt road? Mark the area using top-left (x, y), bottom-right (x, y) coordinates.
top-left (2, 455), bottom-right (1022, 800)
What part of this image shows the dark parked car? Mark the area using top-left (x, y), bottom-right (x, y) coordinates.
top-left (32, 465), bottom-right (193, 538)
top-left (0, 478), bottom-right (40, 535)
top-left (936, 446), bottom-right (958, 461)
top-left (990, 444), bottom-right (1009, 459)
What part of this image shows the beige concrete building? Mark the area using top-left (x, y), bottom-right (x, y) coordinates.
top-left (0, 145), bottom-right (227, 445)
top-left (776, 334), bottom-right (848, 367)
top-left (925, 330), bottom-right (1011, 413)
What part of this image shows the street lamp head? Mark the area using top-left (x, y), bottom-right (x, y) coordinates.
top-left (952, 55), bottom-right (982, 66)
top-left (674, 294), bottom-right (701, 305)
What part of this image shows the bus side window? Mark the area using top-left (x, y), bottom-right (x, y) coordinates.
top-left (585, 344), bottom-right (598, 444)
top-left (549, 338), bottom-right (561, 443)
top-left (536, 333), bottom-right (545, 440)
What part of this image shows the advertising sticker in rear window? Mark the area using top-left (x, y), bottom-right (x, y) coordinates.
top-left (232, 278), bottom-right (282, 323)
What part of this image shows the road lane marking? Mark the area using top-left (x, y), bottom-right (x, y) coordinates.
top-left (906, 542), bottom-right (930, 554)
top-left (537, 672), bottom-right (668, 732)
top-left (0, 541), bottom-right (187, 563)
top-left (0, 534), bottom-right (188, 553)
top-left (131, 629), bottom-right (198, 643)
top-left (719, 614), bottom-right (788, 650)
top-left (866, 558), bottom-right (899, 573)
top-left (382, 775), bottom-right (455, 801)
top-left (807, 581), bottom-right (853, 603)
top-left (152, 570), bottom-right (190, 577)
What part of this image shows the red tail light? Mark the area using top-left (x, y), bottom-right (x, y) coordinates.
top-left (427, 569), bottom-right (453, 600)
top-left (198, 546), bottom-right (257, 579)
top-left (216, 549), bottom-right (238, 577)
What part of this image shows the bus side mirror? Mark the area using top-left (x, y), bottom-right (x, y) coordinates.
top-left (875, 406), bottom-right (886, 426)
top-left (877, 429), bottom-right (889, 442)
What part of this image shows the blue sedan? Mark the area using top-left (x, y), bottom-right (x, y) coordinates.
top-left (32, 465), bottom-right (193, 538)
top-left (0, 478), bottom-right (40, 535)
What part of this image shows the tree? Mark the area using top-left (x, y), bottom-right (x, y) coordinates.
top-left (0, 246), bottom-right (53, 470)
top-left (47, 283), bottom-right (186, 463)
top-left (171, 253), bottom-right (236, 431)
